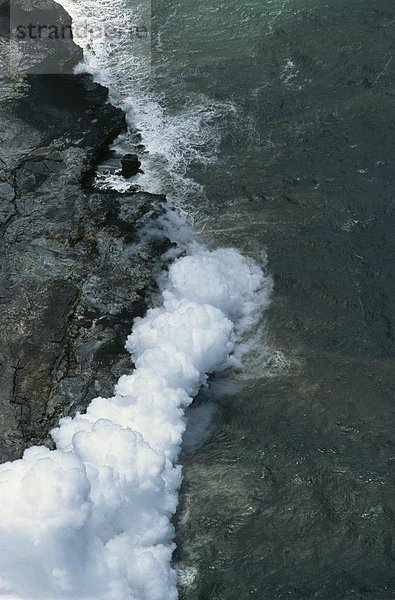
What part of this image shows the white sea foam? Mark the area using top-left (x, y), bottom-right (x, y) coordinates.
top-left (0, 247), bottom-right (271, 599)
top-left (60, 0), bottom-right (235, 199)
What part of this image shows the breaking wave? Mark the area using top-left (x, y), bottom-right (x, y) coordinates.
top-left (60, 0), bottom-right (236, 198)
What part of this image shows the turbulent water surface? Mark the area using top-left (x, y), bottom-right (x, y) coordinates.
top-left (2, 0), bottom-right (395, 598)
top-left (148, 1), bottom-right (395, 598)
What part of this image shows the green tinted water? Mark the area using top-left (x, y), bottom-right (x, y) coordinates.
top-left (147, 1), bottom-right (395, 598)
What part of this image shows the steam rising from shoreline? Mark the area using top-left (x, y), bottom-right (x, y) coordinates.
top-left (0, 243), bottom-right (272, 599)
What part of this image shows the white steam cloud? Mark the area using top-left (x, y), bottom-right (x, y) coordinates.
top-left (0, 244), bottom-right (271, 599)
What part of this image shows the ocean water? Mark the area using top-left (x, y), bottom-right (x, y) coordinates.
top-left (148, 1), bottom-right (395, 598)
top-left (3, 0), bottom-right (393, 598)
top-left (148, 2), bottom-right (395, 599)
top-left (64, 0), bottom-right (394, 597)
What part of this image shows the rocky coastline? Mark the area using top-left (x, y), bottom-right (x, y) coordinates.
top-left (0, 0), bottom-right (166, 461)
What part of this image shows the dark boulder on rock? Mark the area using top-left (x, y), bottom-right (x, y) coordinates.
top-left (121, 153), bottom-right (142, 178)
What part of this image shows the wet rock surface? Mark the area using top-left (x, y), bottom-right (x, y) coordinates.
top-left (0, 0), bottom-right (83, 75)
top-left (121, 153), bottom-right (142, 178)
top-left (0, 7), bottom-right (165, 461)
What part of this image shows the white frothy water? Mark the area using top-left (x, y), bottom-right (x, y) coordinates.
top-left (0, 1), bottom-right (273, 598)
top-left (60, 0), bottom-right (235, 198)
top-left (0, 245), bottom-right (271, 599)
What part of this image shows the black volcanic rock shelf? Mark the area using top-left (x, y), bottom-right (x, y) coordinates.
top-left (0, 1), bottom-right (166, 461)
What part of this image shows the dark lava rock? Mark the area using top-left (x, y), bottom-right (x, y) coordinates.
top-left (0, 1), bottom-right (167, 461)
top-left (121, 153), bottom-right (142, 178)
top-left (1, 0), bottom-right (83, 75)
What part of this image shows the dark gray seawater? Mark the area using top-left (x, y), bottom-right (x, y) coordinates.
top-left (146, 1), bottom-right (395, 598)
